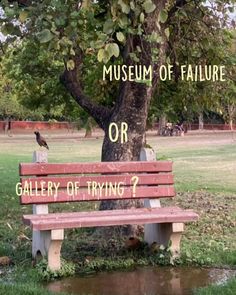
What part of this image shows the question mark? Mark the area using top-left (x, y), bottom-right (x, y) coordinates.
top-left (131, 176), bottom-right (139, 197)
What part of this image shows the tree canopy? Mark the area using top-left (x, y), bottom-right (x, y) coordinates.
top-left (0, 0), bottom-right (235, 156)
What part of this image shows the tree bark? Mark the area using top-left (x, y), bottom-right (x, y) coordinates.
top-left (99, 82), bottom-right (152, 220)
top-left (158, 114), bottom-right (167, 135)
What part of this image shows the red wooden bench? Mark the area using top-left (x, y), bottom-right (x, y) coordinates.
top-left (19, 158), bottom-right (198, 270)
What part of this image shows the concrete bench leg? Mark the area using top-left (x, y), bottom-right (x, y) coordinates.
top-left (145, 222), bottom-right (184, 259)
top-left (32, 229), bottom-right (64, 271)
top-left (169, 223), bottom-right (184, 259)
top-left (47, 230), bottom-right (64, 271)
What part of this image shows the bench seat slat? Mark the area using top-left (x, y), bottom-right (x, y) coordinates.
top-left (21, 173), bottom-right (174, 189)
top-left (23, 206), bottom-right (183, 224)
top-left (21, 186), bottom-right (175, 204)
top-left (23, 208), bottom-right (199, 231)
top-left (19, 161), bottom-right (172, 176)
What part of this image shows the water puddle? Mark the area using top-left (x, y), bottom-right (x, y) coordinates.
top-left (46, 267), bottom-right (236, 295)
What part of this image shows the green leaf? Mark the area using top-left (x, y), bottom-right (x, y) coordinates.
top-left (102, 50), bottom-right (111, 64)
top-left (5, 7), bottom-right (15, 18)
top-left (118, 14), bottom-right (129, 28)
top-left (106, 43), bottom-right (120, 58)
top-left (1, 23), bottom-right (21, 36)
top-left (37, 29), bottom-right (54, 43)
top-left (19, 11), bottom-right (28, 23)
top-left (118, 0), bottom-right (130, 14)
top-left (140, 12), bottom-right (145, 23)
top-left (129, 52), bottom-right (140, 62)
top-left (66, 60), bottom-right (75, 71)
top-left (93, 40), bottom-right (104, 49)
top-left (97, 49), bottom-right (105, 62)
top-left (164, 28), bottom-right (170, 38)
top-left (116, 32), bottom-right (125, 43)
top-left (159, 9), bottom-right (168, 23)
top-left (149, 32), bottom-right (162, 43)
top-left (103, 19), bottom-right (114, 34)
top-left (70, 48), bottom-right (76, 56)
top-left (130, 1), bottom-right (135, 11)
top-left (142, 0), bottom-right (156, 14)
top-left (70, 11), bottom-right (80, 18)
top-left (96, 32), bottom-right (109, 43)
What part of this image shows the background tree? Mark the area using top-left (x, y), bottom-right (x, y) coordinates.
top-left (0, 1), bottom-right (216, 158)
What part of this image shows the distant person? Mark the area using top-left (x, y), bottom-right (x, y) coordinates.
top-left (175, 120), bottom-right (185, 136)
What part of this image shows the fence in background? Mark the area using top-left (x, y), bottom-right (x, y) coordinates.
top-left (0, 121), bottom-right (235, 133)
top-left (0, 121), bottom-right (71, 132)
top-left (153, 123), bottom-right (236, 131)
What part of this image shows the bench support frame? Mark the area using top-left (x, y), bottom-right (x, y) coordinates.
top-left (142, 148), bottom-right (183, 259)
top-left (144, 199), bottom-right (184, 258)
top-left (32, 151), bottom-right (64, 271)
top-left (33, 228), bottom-right (64, 271)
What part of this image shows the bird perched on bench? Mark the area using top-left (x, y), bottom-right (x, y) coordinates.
top-left (34, 131), bottom-right (49, 150)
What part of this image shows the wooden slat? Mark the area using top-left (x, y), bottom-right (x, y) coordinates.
top-left (19, 161), bottom-right (173, 176)
top-left (23, 206), bottom-right (183, 225)
top-left (23, 208), bottom-right (199, 230)
top-left (20, 186), bottom-right (175, 204)
top-left (21, 174), bottom-right (174, 189)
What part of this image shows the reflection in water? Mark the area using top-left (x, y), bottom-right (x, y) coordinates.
top-left (47, 267), bottom-right (236, 295)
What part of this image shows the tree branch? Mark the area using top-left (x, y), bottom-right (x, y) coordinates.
top-left (60, 55), bottom-right (112, 130)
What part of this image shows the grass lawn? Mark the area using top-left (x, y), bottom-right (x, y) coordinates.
top-left (194, 278), bottom-right (236, 295)
top-left (0, 131), bottom-right (235, 294)
top-left (0, 283), bottom-right (68, 295)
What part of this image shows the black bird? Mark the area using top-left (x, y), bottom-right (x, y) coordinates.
top-left (34, 131), bottom-right (49, 150)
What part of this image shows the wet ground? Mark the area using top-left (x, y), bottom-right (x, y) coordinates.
top-left (46, 267), bottom-right (236, 295)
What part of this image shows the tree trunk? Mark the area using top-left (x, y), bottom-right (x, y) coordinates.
top-left (158, 114), bottom-right (167, 135)
top-left (229, 119), bottom-right (233, 130)
top-left (61, 0), bottom-right (170, 236)
top-left (84, 117), bottom-right (93, 138)
top-left (198, 112), bottom-right (204, 130)
top-left (100, 82), bottom-right (152, 215)
top-left (227, 104), bottom-right (235, 131)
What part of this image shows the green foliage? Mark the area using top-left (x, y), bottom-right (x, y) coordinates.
top-left (77, 243), bottom-right (173, 274)
top-left (0, 283), bottom-right (69, 295)
top-left (158, 9), bottom-right (168, 23)
top-left (150, 26), bottom-right (236, 123)
top-left (0, 40), bottom-right (82, 120)
top-left (81, 257), bottom-right (137, 273)
top-left (0, 0), bottom-right (166, 66)
top-left (0, 0), bottom-right (235, 125)
top-left (142, 0), bottom-right (156, 14)
top-left (37, 29), bottom-right (54, 44)
top-left (194, 278), bottom-right (236, 295)
top-left (36, 259), bottom-right (75, 281)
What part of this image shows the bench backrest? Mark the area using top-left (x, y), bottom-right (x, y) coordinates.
top-left (19, 161), bottom-right (175, 205)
